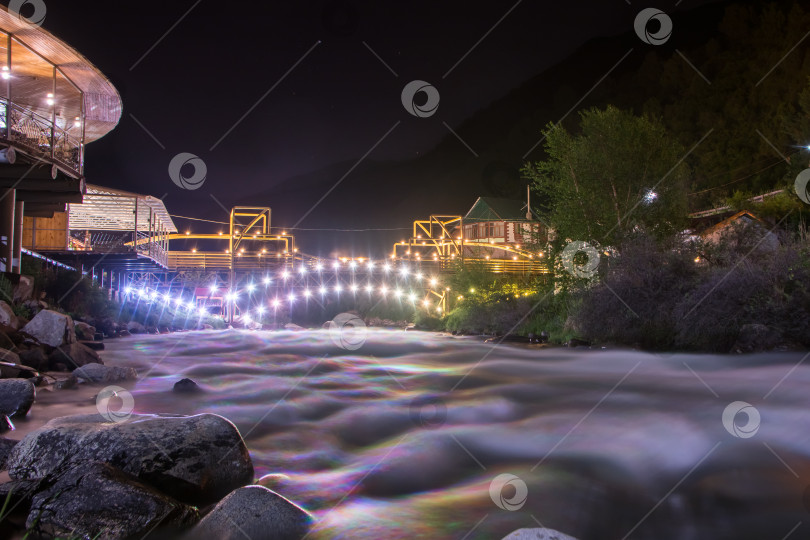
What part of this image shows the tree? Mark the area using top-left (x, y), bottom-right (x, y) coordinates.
top-left (522, 105), bottom-right (690, 248)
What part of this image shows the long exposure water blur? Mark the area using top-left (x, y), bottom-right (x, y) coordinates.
top-left (16, 329), bottom-right (810, 539)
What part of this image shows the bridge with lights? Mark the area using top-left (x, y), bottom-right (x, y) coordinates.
top-left (21, 196), bottom-right (550, 324)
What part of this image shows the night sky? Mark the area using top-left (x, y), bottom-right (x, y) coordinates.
top-left (37, 0), bottom-right (724, 254)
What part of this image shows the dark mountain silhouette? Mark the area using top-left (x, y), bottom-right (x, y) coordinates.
top-left (236, 0), bottom-right (778, 256)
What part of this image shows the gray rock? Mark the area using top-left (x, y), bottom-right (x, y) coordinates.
top-left (0, 379), bottom-right (35, 417)
top-left (0, 361), bottom-right (38, 379)
top-left (502, 528), bottom-right (580, 540)
top-left (74, 321), bottom-right (97, 341)
top-left (0, 437), bottom-right (18, 469)
top-left (11, 315), bottom-right (28, 331)
top-left (173, 378), bottom-right (201, 393)
top-left (73, 363), bottom-right (137, 384)
top-left (0, 301), bottom-right (14, 327)
top-left (27, 462), bottom-right (198, 540)
top-left (18, 347), bottom-right (48, 371)
top-left (22, 310), bottom-right (75, 347)
top-left (54, 374), bottom-right (78, 390)
top-left (126, 321), bottom-right (146, 334)
top-left (0, 347), bottom-right (20, 365)
top-left (192, 485), bottom-right (312, 540)
top-left (7, 413), bottom-right (254, 505)
top-left (12, 275), bottom-right (33, 303)
top-left (49, 341), bottom-right (102, 369)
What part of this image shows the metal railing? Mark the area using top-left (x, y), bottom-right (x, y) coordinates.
top-left (167, 251), bottom-right (549, 275)
top-left (0, 99), bottom-right (83, 177)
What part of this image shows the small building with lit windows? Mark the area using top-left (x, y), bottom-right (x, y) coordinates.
top-left (460, 197), bottom-right (546, 258)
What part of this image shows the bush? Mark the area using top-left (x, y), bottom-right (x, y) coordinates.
top-left (572, 228), bottom-right (810, 351)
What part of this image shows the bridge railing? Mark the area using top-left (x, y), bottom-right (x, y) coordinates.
top-left (167, 251), bottom-right (549, 275)
top-left (0, 99), bottom-right (83, 177)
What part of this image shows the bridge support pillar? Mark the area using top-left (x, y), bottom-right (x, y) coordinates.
top-left (0, 188), bottom-right (15, 273)
top-left (12, 200), bottom-right (23, 273)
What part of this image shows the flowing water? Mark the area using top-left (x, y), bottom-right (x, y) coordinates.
top-left (11, 330), bottom-right (810, 539)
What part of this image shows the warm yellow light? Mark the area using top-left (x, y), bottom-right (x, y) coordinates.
top-left (192, 248), bottom-right (197, 253)
top-left (185, 231), bottom-right (190, 236)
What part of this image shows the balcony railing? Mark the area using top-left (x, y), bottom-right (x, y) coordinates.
top-left (0, 99), bottom-right (83, 177)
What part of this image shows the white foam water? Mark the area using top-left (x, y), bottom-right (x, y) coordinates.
top-left (19, 330), bottom-right (810, 539)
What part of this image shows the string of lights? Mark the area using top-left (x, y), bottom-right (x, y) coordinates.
top-left (122, 262), bottom-right (447, 322)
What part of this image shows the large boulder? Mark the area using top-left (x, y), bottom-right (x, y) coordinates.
top-left (502, 529), bottom-right (580, 540)
top-left (27, 462), bottom-right (198, 540)
top-left (0, 379), bottom-right (35, 417)
top-left (22, 310), bottom-right (75, 347)
top-left (49, 342), bottom-right (102, 370)
top-left (73, 363), bottom-right (137, 384)
top-left (7, 413), bottom-right (254, 505)
top-left (0, 301), bottom-right (14, 326)
top-left (192, 485), bottom-right (312, 540)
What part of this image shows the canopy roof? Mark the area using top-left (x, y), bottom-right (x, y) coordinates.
top-left (68, 184), bottom-right (177, 233)
top-left (464, 197), bottom-right (533, 223)
top-left (0, 6), bottom-right (122, 142)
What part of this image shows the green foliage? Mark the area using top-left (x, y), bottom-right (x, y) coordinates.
top-left (0, 274), bottom-right (12, 304)
top-left (573, 230), bottom-right (810, 351)
top-left (523, 105), bottom-right (690, 248)
top-left (636, 2), bottom-right (810, 206)
top-left (725, 189), bottom-right (809, 230)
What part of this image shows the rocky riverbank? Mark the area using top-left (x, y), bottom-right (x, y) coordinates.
top-left (0, 302), bottom-right (319, 539)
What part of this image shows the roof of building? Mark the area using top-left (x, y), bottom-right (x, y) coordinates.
top-left (0, 7), bottom-right (122, 143)
top-left (463, 197), bottom-right (534, 223)
top-left (68, 184), bottom-right (177, 233)
top-left (699, 210), bottom-right (765, 238)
